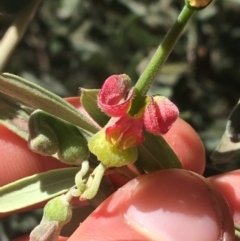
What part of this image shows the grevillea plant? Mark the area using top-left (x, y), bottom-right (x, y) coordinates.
top-left (0, 0), bottom-right (229, 240)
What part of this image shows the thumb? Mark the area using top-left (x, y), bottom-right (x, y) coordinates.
top-left (68, 169), bottom-right (234, 241)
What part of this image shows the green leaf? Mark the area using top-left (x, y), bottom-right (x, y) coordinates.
top-left (0, 73), bottom-right (99, 134)
top-left (210, 132), bottom-right (240, 171)
top-left (211, 132), bottom-right (240, 163)
top-left (235, 224), bottom-right (240, 239)
top-left (0, 92), bottom-right (32, 140)
top-left (80, 89), bottom-right (109, 127)
top-left (210, 100), bottom-right (240, 171)
top-left (137, 130), bottom-right (182, 172)
top-left (0, 167), bottom-right (79, 213)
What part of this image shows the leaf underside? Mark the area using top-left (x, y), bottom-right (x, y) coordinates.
top-left (0, 73), bottom-right (99, 134)
top-left (0, 167), bottom-right (79, 213)
top-left (211, 100), bottom-right (240, 171)
top-left (211, 132), bottom-right (240, 162)
top-left (137, 130), bottom-right (182, 173)
top-left (0, 92), bottom-right (32, 140)
top-left (80, 89), bottom-right (109, 127)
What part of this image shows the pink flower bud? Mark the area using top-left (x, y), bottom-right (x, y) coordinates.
top-left (143, 96), bottom-right (179, 135)
top-left (98, 74), bottom-right (134, 117)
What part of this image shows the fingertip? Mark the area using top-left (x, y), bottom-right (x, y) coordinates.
top-left (163, 118), bottom-right (206, 174)
top-left (209, 170), bottom-right (240, 226)
top-left (68, 169), bottom-right (234, 241)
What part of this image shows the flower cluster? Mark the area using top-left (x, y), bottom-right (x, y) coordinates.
top-left (98, 74), bottom-right (179, 148)
top-left (88, 74), bottom-right (179, 167)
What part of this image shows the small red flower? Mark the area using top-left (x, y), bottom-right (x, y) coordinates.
top-left (105, 115), bottom-right (144, 149)
top-left (96, 74), bottom-right (179, 150)
top-left (143, 96), bottom-right (179, 135)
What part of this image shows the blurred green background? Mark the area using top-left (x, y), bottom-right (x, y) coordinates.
top-left (0, 0), bottom-right (240, 239)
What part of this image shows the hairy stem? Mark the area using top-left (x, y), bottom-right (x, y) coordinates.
top-left (135, 5), bottom-right (194, 96)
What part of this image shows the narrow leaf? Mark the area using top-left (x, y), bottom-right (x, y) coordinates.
top-left (0, 92), bottom-right (32, 140)
top-left (81, 89), bottom-right (109, 127)
top-left (226, 99), bottom-right (240, 142)
top-left (137, 130), bottom-right (182, 173)
top-left (210, 100), bottom-right (240, 170)
top-left (0, 74), bottom-right (99, 134)
top-left (0, 167), bottom-right (79, 213)
top-left (211, 132), bottom-right (240, 164)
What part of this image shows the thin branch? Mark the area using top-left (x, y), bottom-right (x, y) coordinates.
top-left (0, 0), bottom-right (43, 72)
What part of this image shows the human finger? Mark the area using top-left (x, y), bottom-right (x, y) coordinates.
top-left (163, 117), bottom-right (205, 174)
top-left (68, 169), bottom-right (234, 241)
top-left (209, 169), bottom-right (240, 228)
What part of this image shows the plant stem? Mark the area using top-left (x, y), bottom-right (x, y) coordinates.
top-left (135, 5), bottom-right (195, 96)
top-left (0, 0), bottom-right (42, 72)
top-left (80, 163), bottom-right (106, 200)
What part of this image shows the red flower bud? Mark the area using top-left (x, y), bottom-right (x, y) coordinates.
top-left (98, 74), bottom-right (134, 117)
top-left (143, 96), bottom-right (179, 135)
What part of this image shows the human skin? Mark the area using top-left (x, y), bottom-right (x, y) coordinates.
top-left (0, 97), bottom-right (235, 240)
top-left (67, 169), bottom-right (234, 241)
top-left (15, 169), bottom-right (235, 241)
top-left (209, 170), bottom-right (240, 228)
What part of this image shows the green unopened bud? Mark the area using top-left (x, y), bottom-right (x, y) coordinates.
top-left (28, 110), bottom-right (89, 165)
top-left (88, 128), bottom-right (138, 167)
top-left (185, 0), bottom-right (213, 9)
top-left (30, 195), bottom-right (72, 241)
top-left (42, 195), bottom-right (72, 226)
top-left (57, 121), bottom-right (89, 165)
top-left (28, 111), bottom-right (59, 155)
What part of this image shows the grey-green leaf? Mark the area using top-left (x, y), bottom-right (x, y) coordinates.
top-left (210, 132), bottom-right (240, 171)
top-left (0, 73), bottom-right (99, 134)
top-left (0, 167), bottom-right (79, 213)
top-left (0, 92), bottom-right (32, 140)
top-left (137, 130), bottom-right (182, 173)
top-left (80, 89), bottom-right (109, 127)
top-left (210, 99), bottom-right (240, 171)
top-left (226, 99), bottom-right (240, 142)
top-left (211, 132), bottom-right (240, 163)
